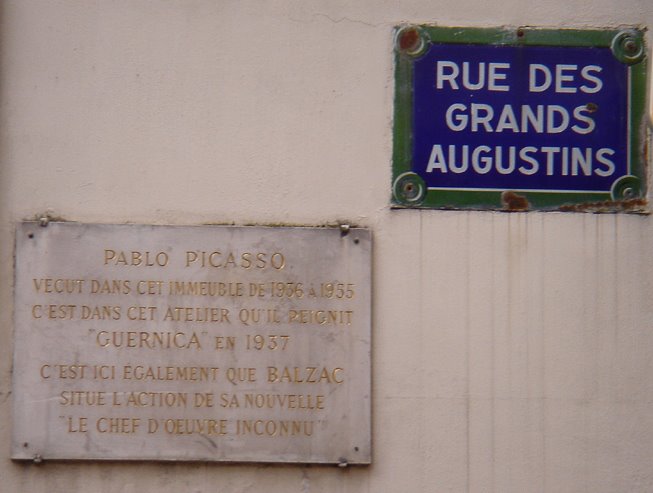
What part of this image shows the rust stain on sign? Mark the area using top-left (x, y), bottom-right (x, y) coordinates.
top-left (558, 198), bottom-right (648, 213)
top-left (502, 191), bottom-right (530, 211)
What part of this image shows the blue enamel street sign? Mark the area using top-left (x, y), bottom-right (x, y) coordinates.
top-left (392, 26), bottom-right (649, 211)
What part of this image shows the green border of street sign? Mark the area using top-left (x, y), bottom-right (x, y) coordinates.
top-left (392, 26), bottom-right (649, 212)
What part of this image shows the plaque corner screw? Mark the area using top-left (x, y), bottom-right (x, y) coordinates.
top-left (32, 454), bottom-right (43, 464)
top-left (338, 458), bottom-right (349, 468)
top-left (395, 25), bottom-right (429, 56)
top-left (339, 224), bottom-right (351, 236)
top-left (393, 172), bottom-right (426, 206)
top-left (611, 29), bottom-right (645, 64)
top-left (39, 216), bottom-right (50, 227)
top-left (624, 39), bottom-right (637, 54)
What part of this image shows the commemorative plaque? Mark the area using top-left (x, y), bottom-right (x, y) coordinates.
top-left (393, 26), bottom-right (649, 211)
top-left (12, 222), bottom-right (371, 464)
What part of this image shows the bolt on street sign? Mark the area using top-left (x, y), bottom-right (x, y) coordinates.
top-left (392, 26), bottom-right (649, 212)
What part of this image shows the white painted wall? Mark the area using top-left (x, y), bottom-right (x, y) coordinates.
top-left (1, 1), bottom-right (652, 492)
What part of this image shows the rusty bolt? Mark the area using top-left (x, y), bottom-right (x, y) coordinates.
top-left (624, 39), bottom-right (637, 54)
top-left (611, 30), bottom-right (644, 65)
top-left (622, 187), bottom-right (635, 199)
top-left (399, 28), bottom-right (420, 52)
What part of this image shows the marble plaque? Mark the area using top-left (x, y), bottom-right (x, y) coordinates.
top-left (12, 222), bottom-right (371, 464)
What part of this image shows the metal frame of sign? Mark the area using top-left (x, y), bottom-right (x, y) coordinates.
top-left (392, 26), bottom-right (649, 212)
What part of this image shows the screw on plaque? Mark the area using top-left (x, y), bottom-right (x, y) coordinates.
top-left (33, 454), bottom-right (43, 464)
top-left (611, 30), bottom-right (645, 65)
top-left (395, 26), bottom-right (430, 57)
top-left (339, 224), bottom-right (350, 237)
top-left (610, 175), bottom-right (642, 200)
top-left (393, 172), bottom-right (426, 206)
